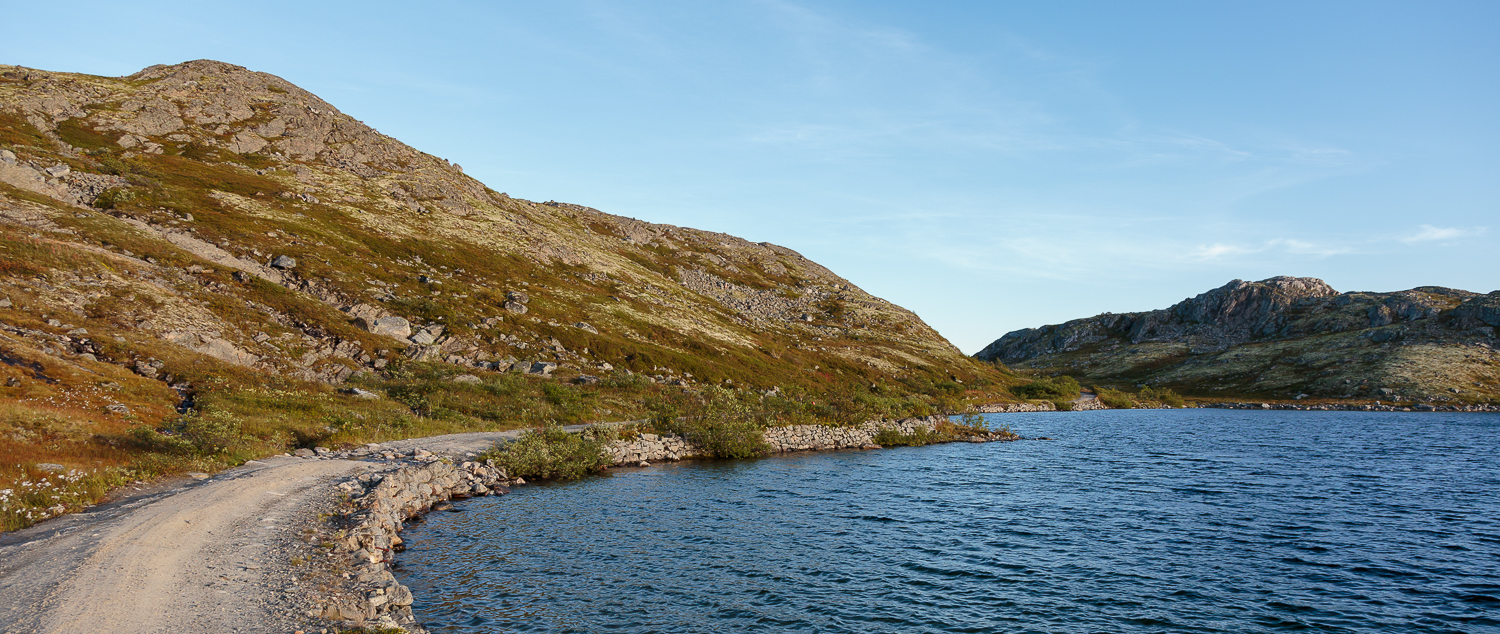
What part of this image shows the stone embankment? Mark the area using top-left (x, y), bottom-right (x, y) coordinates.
top-left (972, 398), bottom-right (1122, 413)
top-left (763, 416), bottom-right (950, 452)
top-left (605, 415), bottom-right (1019, 465)
top-left (316, 451), bottom-right (518, 632)
top-left (1208, 401), bottom-right (1500, 413)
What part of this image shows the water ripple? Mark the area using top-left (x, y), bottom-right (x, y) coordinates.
top-left (399, 410), bottom-right (1500, 633)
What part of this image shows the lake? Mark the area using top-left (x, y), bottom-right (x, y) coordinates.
top-left (397, 409), bottom-right (1500, 633)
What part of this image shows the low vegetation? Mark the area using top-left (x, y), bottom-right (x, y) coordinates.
top-left (873, 412), bottom-right (1010, 447)
top-left (646, 387), bottom-right (772, 458)
top-left (1095, 387), bottom-right (1135, 409)
top-left (481, 424), bottom-right (612, 481)
top-left (1092, 385), bottom-right (1186, 409)
top-left (1139, 386), bottom-right (1186, 408)
top-left (1011, 375), bottom-right (1080, 401)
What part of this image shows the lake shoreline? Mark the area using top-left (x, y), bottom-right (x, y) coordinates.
top-left (317, 412), bottom-right (1021, 631)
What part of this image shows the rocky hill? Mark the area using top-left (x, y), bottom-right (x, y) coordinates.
top-left (0, 59), bottom-right (1013, 523)
top-left (976, 276), bottom-right (1500, 404)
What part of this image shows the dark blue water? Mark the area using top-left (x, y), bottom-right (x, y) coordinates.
top-left (397, 410), bottom-right (1500, 633)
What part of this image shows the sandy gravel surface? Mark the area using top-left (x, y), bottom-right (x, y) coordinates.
top-left (0, 456), bottom-right (377, 634)
top-left (0, 422), bottom-right (631, 633)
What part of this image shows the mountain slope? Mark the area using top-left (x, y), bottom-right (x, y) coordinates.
top-left (0, 60), bottom-right (1014, 527)
top-left (975, 276), bottom-right (1500, 404)
top-left (0, 59), bottom-right (995, 385)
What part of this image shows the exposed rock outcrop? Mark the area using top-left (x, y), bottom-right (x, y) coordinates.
top-left (976, 277), bottom-right (1499, 403)
top-left (978, 277), bottom-right (1342, 362)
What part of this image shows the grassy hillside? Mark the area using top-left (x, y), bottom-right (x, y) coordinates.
top-left (0, 60), bottom-right (1020, 530)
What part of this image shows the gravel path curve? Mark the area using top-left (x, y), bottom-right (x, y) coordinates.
top-left (0, 427), bottom-right (545, 634)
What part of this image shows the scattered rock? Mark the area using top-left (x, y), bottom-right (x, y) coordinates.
top-left (0, 149), bottom-right (14, 165)
top-left (502, 300), bottom-right (528, 314)
top-left (105, 404), bottom-right (131, 414)
top-left (293, 448), bottom-right (316, 458)
top-left (44, 164), bottom-right (70, 178)
top-left (270, 255), bottom-right (297, 269)
top-left (449, 374), bottom-right (482, 384)
top-left (362, 316), bottom-right (411, 339)
top-left (35, 463), bottom-right (66, 473)
top-left (342, 387), bottom-right (380, 399)
top-left (573, 322), bottom-right (598, 334)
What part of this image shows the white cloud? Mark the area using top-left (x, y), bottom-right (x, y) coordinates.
top-left (1401, 224), bottom-right (1486, 243)
top-left (1187, 238), bottom-right (1353, 261)
top-left (1268, 238), bottom-right (1354, 257)
top-left (1190, 243), bottom-right (1259, 259)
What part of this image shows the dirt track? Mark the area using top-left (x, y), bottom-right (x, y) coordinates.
top-left (0, 430), bottom-right (529, 634)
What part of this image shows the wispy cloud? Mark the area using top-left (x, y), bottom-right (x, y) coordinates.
top-left (1190, 243), bottom-right (1260, 259)
top-left (1187, 238), bottom-right (1352, 261)
top-left (1268, 238), bottom-right (1354, 257)
top-left (1400, 224), bottom-right (1486, 243)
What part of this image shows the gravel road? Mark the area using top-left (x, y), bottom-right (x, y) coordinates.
top-left (0, 429), bottom-right (532, 634)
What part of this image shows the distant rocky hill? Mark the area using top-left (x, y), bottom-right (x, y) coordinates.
top-left (976, 276), bottom-right (1500, 404)
top-left (0, 60), bottom-right (1003, 424)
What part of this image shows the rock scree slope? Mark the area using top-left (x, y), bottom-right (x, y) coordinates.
top-left (976, 276), bottom-right (1500, 403)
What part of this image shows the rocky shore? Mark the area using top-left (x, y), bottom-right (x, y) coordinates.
top-left (289, 414), bottom-right (1020, 632)
top-left (213, 400), bottom-right (1500, 630)
top-left (318, 454), bottom-right (517, 632)
top-left (604, 415), bottom-right (1020, 464)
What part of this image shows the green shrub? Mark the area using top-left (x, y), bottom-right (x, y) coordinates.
top-left (599, 371), bottom-right (652, 390)
top-left (668, 416), bottom-right (768, 459)
top-left (1013, 375), bottom-right (1081, 401)
top-left (1140, 386), bottom-right (1186, 408)
top-left (483, 424), bottom-right (609, 481)
top-left (1096, 388), bottom-right (1135, 409)
top-left (128, 411), bottom-right (247, 458)
top-left (957, 411), bottom-right (990, 433)
top-left (651, 387), bottom-right (770, 459)
top-left (873, 425), bottom-right (939, 447)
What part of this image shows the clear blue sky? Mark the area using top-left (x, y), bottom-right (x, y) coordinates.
top-left (4, 1), bottom-right (1496, 352)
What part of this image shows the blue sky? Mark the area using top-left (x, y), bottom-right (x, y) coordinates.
top-left (4, 1), bottom-right (1495, 352)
